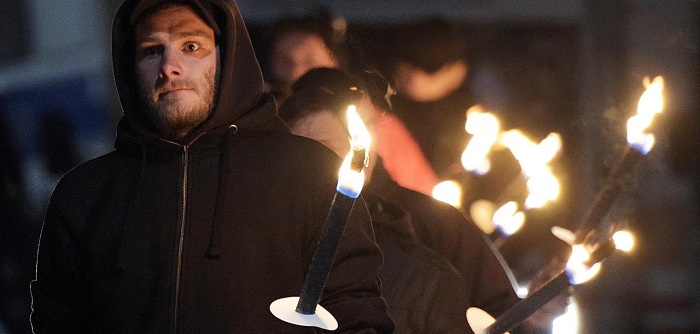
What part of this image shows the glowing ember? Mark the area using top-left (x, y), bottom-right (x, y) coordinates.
top-left (432, 180), bottom-right (463, 208)
top-left (461, 106), bottom-right (501, 175)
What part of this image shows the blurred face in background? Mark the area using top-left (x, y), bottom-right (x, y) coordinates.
top-left (392, 59), bottom-right (468, 102)
top-left (288, 93), bottom-right (379, 178)
top-left (290, 110), bottom-right (350, 156)
top-left (270, 31), bottom-right (339, 87)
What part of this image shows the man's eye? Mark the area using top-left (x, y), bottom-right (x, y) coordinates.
top-left (139, 46), bottom-right (162, 57)
top-left (185, 43), bottom-right (201, 52)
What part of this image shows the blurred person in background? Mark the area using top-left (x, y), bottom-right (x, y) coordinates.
top-left (261, 10), bottom-right (344, 105)
top-left (279, 67), bottom-right (567, 333)
top-left (260, 15), bottom-right (440, 196)
top-left (382, 17), bottom-right (474, 181)
top-left (358, 17), bottom-right (522, 210)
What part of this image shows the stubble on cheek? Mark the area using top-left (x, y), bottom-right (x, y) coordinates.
top-left (137, 65), bottom-right (216, 140)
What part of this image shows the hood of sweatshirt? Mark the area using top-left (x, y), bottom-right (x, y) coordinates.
top-left (112, 0), bottom-right (287, 146)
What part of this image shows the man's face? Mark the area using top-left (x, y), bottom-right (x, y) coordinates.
top-left (270, 32), bottom-right (338, 87)
top-left (134, 5), bottom-right (217, 140)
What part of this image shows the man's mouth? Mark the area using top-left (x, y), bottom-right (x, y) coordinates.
top-left (158, 87), bottom-right (192, 98)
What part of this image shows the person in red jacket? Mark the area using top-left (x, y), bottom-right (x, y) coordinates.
top-left (262, 15), bottom-right (441, 196)
top-left (29, 1), bottom-right (394, 332)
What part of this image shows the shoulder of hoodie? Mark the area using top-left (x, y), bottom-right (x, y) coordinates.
top-left (234, 131), bottom-right (343, 170)
top-left (49, 150), bottom-right (129, 199)
top-left (39, 151), bottom-right (131, 225)
top-left (52, 134), bottom-right (343, 196)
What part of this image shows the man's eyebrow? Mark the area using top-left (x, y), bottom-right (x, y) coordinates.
top-left (173, 29), bottom-right (213, 39)
top-left (137, 27), bottom-right (213, 44)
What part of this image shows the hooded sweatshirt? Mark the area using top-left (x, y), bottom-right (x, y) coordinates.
top-left (30, 0), bottom-right (394, 332)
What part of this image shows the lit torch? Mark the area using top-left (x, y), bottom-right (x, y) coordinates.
top-left (432, 180), bottom-right (464, 208)
top-left (467, 234), bottom-right (632, 334)
top-left (499, 130), bottom-right (562, 210)
top-left (270, 105), bottom-right (370, 330)
top-left (489, 201), bottom-right (526, 248)
top-left (574, 76), bottom-right (664, 244)
top-left (487, 131), bottom-right (562, 245)
top-left (433, 106), bottom-right (500, 209)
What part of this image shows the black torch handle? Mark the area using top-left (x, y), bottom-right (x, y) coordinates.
top-left (296, 192), bottom-right (356, 314)
top-left (585, 239), bottom-right (617, 267)
top-left (487, 272), bottom-right (570, 334)
top-left (574, 146), bottom-right (643, 243)
top-left (486, 238), bottom-right (618, 333)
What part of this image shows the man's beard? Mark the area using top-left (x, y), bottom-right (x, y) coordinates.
top-left (140, 65), bottom-right (216, 141)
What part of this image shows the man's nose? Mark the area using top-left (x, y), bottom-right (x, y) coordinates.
top-left (160, 48), bottom-right (183, 80)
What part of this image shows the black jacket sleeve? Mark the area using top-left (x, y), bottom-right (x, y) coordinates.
top-left (30, 189), bottom-right (85, 333)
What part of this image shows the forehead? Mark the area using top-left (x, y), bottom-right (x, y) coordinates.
top-left (134, 5), bottom-right (214, 39)
top-left (292, 111), bottom-right (346, 137)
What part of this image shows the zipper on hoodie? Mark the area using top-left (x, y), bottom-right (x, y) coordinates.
top-left (172, 130), bottom-right (206, 333)
top-left (174, 145), bottom-right (189, 332)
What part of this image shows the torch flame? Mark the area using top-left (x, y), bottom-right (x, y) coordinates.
top-left (525, 167), bottom-right (561, 209)
top-left (347, 105), bottom-right (372, 156)
top-left (492, 201), bottom-right (525, 236)
top-left (612, 230), bottom-right (635, 252)
top-left (500, 130), bottom-right (561, 178)
top-left (501, 130), bottom-right (562, 209)
top-left (461, 106), bottom-right (500, 175)
top-left (565, 244), bottom-right (602, 285)
top-left (627, 76), bottom-right (664, 154)
top-left (432, 180), bottom-right (463, 208)
top-left (538, 133), bottom-right (563, 164)
top-left (337, 105), bottom-right (371, 198)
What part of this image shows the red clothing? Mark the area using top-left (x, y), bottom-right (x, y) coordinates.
top-left (376, 112), bottom-right (439, 196)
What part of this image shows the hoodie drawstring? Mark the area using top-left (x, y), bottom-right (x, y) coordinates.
top-left (207, 124), bottom-right (238, 258)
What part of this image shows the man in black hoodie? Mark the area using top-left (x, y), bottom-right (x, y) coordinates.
top-left (30, 1), bottom-right (394, 333)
